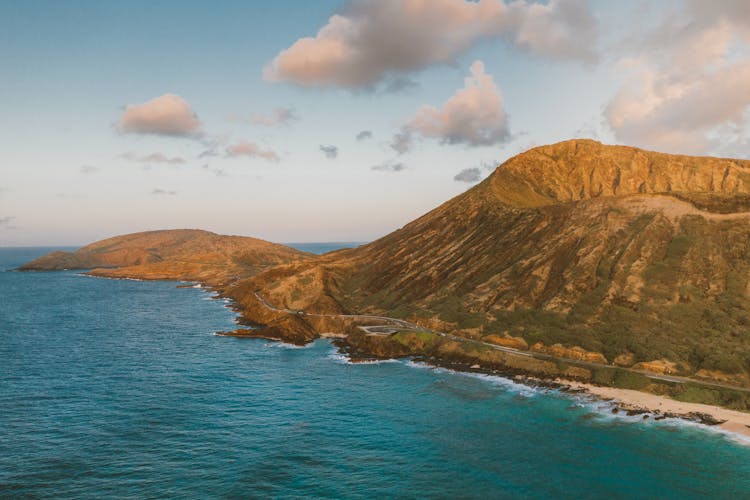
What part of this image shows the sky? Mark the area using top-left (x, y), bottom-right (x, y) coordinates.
top-left (2, 0), bottom-right (750, 246)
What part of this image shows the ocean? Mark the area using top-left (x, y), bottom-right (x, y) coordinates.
top-left (285, 242), bottom-right (364, 255)
top-left (1, 247), bottom-right (750, 498)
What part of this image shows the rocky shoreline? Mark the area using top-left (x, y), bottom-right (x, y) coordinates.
top-left (330, 337), bottom-right (750, 435)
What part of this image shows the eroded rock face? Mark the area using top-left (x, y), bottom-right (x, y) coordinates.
top-left (489, 139), bottom-right (750, 208)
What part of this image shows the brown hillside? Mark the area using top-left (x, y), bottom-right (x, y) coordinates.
top-left (230, 140), bottom-right (750, 386)
top-left (19, 229), bottom-right (310, 285)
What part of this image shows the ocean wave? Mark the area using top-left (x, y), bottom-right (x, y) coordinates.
top-left (75, 273), bottom-right (143, 281)
top-left (402, 360), bottom-right (540, 397)
top-left (546, 389), bottom-right (750, 446)
top-left (265, 341), bottom-right (314, 350)
top-left (326, 346), bottom-right (399, 365)
top-left (398, 360), bottom-right (750, 444)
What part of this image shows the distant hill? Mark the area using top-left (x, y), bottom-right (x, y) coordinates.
top-left (19, 229), bottom-right (310, 285)
top-left (229, 140), bottom-right (750, 387)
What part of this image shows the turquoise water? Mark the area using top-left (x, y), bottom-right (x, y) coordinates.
top-left (2, 247), bottom-right (750, 498)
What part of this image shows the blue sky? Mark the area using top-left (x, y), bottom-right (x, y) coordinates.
top-left (2, 0), bottom-right (747, 245)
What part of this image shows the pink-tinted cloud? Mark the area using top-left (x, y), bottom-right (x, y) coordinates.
top-left (253, 108), bottom-right (298, 127)
top-left (264, 0), bottom-right (597, 89)
top-left (225, 141), bottom-right (280, 162)
top-left (405, 60), bottom-right (509, 147)
top-left (119, 94), bottom-right (201, 137)
top-left (605, 3), bottom-right (750, 154)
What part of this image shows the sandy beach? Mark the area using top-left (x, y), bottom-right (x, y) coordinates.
top-left (563, 380), bottom-right (750, 439)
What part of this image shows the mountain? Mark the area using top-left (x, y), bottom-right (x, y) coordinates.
top-left (228, 140), bottom-right (750, 388)
top-left (19, 229), bottom-right (310, 285)
top-left (19, 140), bottom-right (750, 394)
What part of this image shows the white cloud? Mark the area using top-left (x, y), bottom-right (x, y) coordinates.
top-left (605, 3), bottom-right (750, 154)
top-left (356, 130), bottom-right (373, 141)
top-left (80, 165), bottom-right (100, 174)
top-left (406, 60), bottom-right (509, 147)
top-left (151, 189), bottom-right (177, 196)
top-left (263, 0), bottom-right (598, 89)
top-left (121, 152), bottom-right (186, 165)
top-left (119, 94), bottom-right (201, 137)
top-left (371, 161), bottom-right (406, 172)
top-left (225, 141), bottom-right (280, 162)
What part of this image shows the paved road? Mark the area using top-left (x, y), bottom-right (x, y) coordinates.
top-left (253, 292), bottom-right (750, 394)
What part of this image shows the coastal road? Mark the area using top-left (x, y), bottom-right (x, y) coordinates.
top-left (253, 292), bottom-right (750, 394)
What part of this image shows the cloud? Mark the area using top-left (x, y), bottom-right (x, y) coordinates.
top-left (454, 167), bottom-right (483, 183)
top-left (198, 149), bottom-right (219, 158)
top-left (121, 152), bottom-right (186, 165)
top-left (263, 0), bottom-right (598, 89)
top-left (196, 135), bottom-right (229, 159)
top-left (604, 3), bottom-right (750, 154)
top-left (405, 60), bottom-right (510, 147)
top-left (225, 141), bottom-right (280, 162)
top-left (390, 128), bottom-right (414, 154)
top-left (320, 145), bottom-right (339, 159)
top-left (383, 77), bottom-right (419, 93)
top-left (356, 130), bottom-right (373, 141)
top-left (119, 94), bottom-right (201, 137)
top-left (473, 160), bottom-right (499, 171)
top-left (202, 164), bottom-right (228, 177)
top-left (371, 161), bottom-right (406, 172)
top-left (80, 165), bottom-right (100, 174)
top-left (0, 216), bottom-right (15, 226)
top-left (253, 108), bottom-right (298, 127)
top-left (151, 188), bottom-right (177, 196)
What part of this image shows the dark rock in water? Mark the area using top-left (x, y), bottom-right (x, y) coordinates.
top-left (655, 415), bottom-right (667, 421)
top-left (626, 408), bottom-right (647, 416)
top-left (642, 414), bottom-right (649, 420)
top-left (611, 408), bottom-right (619, 414)
top-left (689, 412), bottom-right (727, 426)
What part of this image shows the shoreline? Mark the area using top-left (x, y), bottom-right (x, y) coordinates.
top-left (337, 346), bottom-right (750, 441)
top-left (563, 380), bottom-right (750, 439)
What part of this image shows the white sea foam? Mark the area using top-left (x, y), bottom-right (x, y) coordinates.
top-left (545, 388), bottom-right (750, 446)
top-left (265, 341), bottom-right (314, 350)
top-left (325, 345), bottom-right (398, 365)
top-left (327, 351), bottom-right (351, 364)
top-left (75, 273), bottom-right (143, 281)
top-left (402, 360), bottom-right (541, 397)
